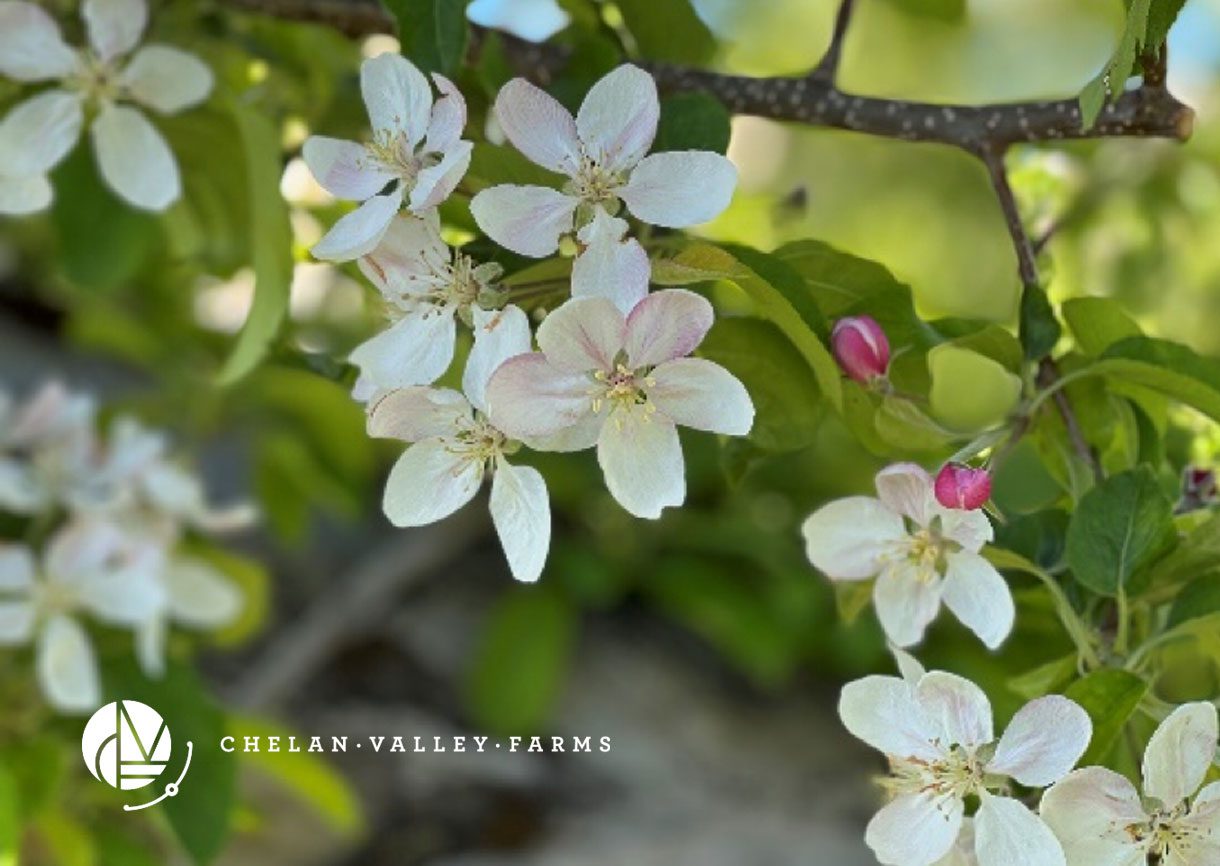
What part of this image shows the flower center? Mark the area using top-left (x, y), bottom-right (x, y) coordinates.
top-left (567, 156), bottom-right (625, 206)
top-left (447, 416), bottom-right (506, 469)
top-left (1135, 803), bottom-right (1201, 860)
top-left (365, 131), bottom-right (441, 188)
top-left (589, 362), bottom-right (656, 419)
top-left (886, 745), bottom-right (987, 802)
top-left (68, 53), bottom-right (121, 105)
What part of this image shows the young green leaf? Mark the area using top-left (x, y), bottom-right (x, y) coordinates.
top-left (1019, 283), bottom-right (1062, 360)
top-left (654, 93), bottom-right (731, 155)
top-left (384, 0), bottom-right (468, 76)
top-left (1064, 669), bottom-right (1149, 765)
top-left (1063, 297), bottom-right (1141, 356)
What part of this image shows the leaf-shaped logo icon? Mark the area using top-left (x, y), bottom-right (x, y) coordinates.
top-left (81, 700), bottom-right (172, 791)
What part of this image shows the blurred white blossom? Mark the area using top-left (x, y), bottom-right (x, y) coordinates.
top-left (466, 0), bottom-right (570, 42)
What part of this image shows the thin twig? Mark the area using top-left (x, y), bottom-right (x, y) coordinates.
top-left (812, 0), bottom-right (856, 83)
top-left (980, 146), bottom-right (1039, 289)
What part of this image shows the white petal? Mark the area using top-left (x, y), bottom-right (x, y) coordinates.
top-left (620, 150), bottom-right (737, 227)
top-left (916, 670), bottom-right (994, 750)
top-left (0, 172), bottom-right (52, 214)
top-left (0, 601), bottom-right (34, 645)
top-left (572, 210), bottom-right (649, 314)
top-left (303, 136), bottom-right (394, 201)
top-left (988, 696), bottom-right (1092, 787)
top-left (0, 458), bottom-right (46, 512)
top-left (470, 184), bottom-right (578, 257)
top-left (974, 794), bottom-right (1066, 866)
top-left (537, 296), bottom-right (625, 373)
top-left (83, 0), bottom-right (146, 61)
top-left (485, 353), bottom-right (595, 439)
top-left (874, 561), bottom-right (943, 648)
top-left (875, 462), bottom-right (936, 525)
top-left (892, 645), bottom-right (928, 685)
top-left (0, 91), bottom-right (83, 176)
top-left (934, 819), bottom-right (978, 866)
top-left (312, 189), bottom-right (403, 262)
top-left (1180, 782), bottom-right (1220, 865)
top-left (0, 545), bottom-right (35, 591)
top-left (596, 404), bottom-right (683, 519)
top-left (120, 45), bottom-right (213, 114)
top-left (838, 674), bottom-right (940, 761)
top-left (647, 357), bottom-right (753, 436)
top-left (493, 78), bottom-right (580, 174)
top-left (0, 2), bottom-right (78, 81)
top-left (938, 505), bottom-right (995, 553)
top-left (367, 387), bottom-right (471, 442)
top-left (1143, 702), bottom-right (1219, 808)
top-left (45, 521), bottom-right (123, 581)
top-left (361, 52), bottom-right (432, 146)
top-left (358, 211), bottom-right (450, 295)
top-left (522, 412), bottom-right (602, 453)
top-left (866, 793), bottom-right (964, 866)
top-left (624, 289), bottom-right (713, 368)
top-left (490, 458), bottom-right (550, 582)
top-left (37, 615), bottom-right (101, 713)
top-left (76, 548), bottom-right (166, 626)
top-left (801, 496), bottom-right (904, 581)
top-left (576, 64), bottom-right (659, 173)
top-left (464, 305), bottom-right (533, 415)
top-left (1039, 768), bottom-right (1148, 866)
top-left (408, 138), bottom-right (472, 211)
top-left (425, 73), bottom-right (467, 154)
top-left (91, 103), bottom-right (180, 210)
top-left (382, 439), bottom-right (483, 527)
top-left (136, 617), bottom-right (166, 678)
top-left (467, 0), bottom-right (570, 42)
top-left (165, 558), bottom-right (241, 628)
top-left (349, 308), bottom-right (457, 390)
top-left (941, 550), bottom-right (1015, 650)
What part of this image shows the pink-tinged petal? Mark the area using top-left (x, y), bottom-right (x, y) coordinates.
top-left (624, 289), bottom-right (713, 368)
top-left (425, 73), bottom-right (466, 154)
top-left (311, 189), bottom-right (402, 261)
top-left (874, 560), bottom-right (943, 649)
top-left (0, 173), bottom-right (52, 215)
top-left (537, 296), bottom-right (625, 373)
top-left (303, 135), bottom-right (394, 201)
top-left (83, 0), bottom-right (146, 62)
top-left (91, 104), bottom-right (180, 211)
top-left (1039, 768), bottom-right (1148, 866)
top-left (866, 792), bottom-right (963, 866)
top-left (1143, 702), bottom-right (1218, 808)
top-left (832, 314), bottom-right (891, 382)
top-left (974, 794), bottom-right (1066, 866)
top-left (493, 77), bottom-right (580, 174)
top-left (0, 2), bottom-right (78, 81)
top-left (120, 45), bottom-right (213, 114)
top-left (367, 387), bottom-right (470, 443)
top-left (358, 211), bottom-right (450, 297)
top-left (490, 458), bottom-right (550, 582)
top-left (620, 150), bottom-right (737, 227)
top-left (838, 674), bottom-right (940, 761)
top-left (485, 353), bottom-right (594, 439)
top-left (349, 308), bottom-right (457, 390)
top-left (801, 496), bottom-right (904, 581)
top-left (597, 404), bottom-right (683, 519)
top-left (470, 184), bottom-right (578, 257)
top-left (572, 209), bottom-right (649, 314)
top-left (408, 139), bottom-right (472, 211)
top-left (875, 462), bottom-right (936, 525)
top-left (522, 412), bottom-right (601, 453)
top-left (467, 0), bottom-right (569, 42)
top-left (575, 64), bottom-right (659, 173)
top-left (647, 357), bottom-right (753, 435)
top-left (917, 670), bottom-right (994, 750)
top-left (382, 439), bottom-right (483, 527)
top-left (464, 305), bottom-right (533, 415)
top-left (0, 91), bottom-right (82, 176)
top-left (941, 550), bottom-right (1014, 650)
top-left (361, 52), bottom-right (432, 145)
top-left (988, 696), bottom-right (1092, 787)
top-left (934, 463), bottom-right (992, 511)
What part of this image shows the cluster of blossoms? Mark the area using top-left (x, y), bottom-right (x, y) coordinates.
top-left (0, 382), bottom-right (250, 713)
top-left (0, 0), bottom-right (214, 213)
top-left (305, 55), bottom-right (750, 581)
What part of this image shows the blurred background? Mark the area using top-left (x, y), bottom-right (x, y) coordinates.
top-left (2, 0), bottom-right (1219, 863)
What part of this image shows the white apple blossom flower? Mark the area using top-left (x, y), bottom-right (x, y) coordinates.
top-left (135, 553), bottom-right (243, 677)
top-left (466, 0), bottom-right (570, 42)
top-left (1041, 701), bottom-right (1220, 866)
top-left (367, 305), bottom-right (551, 581)
top-left (801, 463), bottom-right (1015, 649)
top-left (470, 64), bottom-right (737, 257)
top-left (571, 209), bottom-right (649, 314)
top-left (484, 290), bottom-right (753, 519)
top-left (303, 53), bottom-right (472, 262)
top-left (840, 667), bottom-right (1091, 866)
top-left (0, 521), bottom-right (165, 713)
top-left (351, 212), bottom-right (503, 390)
top-left (0, 0), bottom-right (214, 212)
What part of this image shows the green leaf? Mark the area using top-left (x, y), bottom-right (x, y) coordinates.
top-left (1064, 669), bottom-right (1149, 765)
top-left (1146, 0), bottom-right (1188, 46)
top-left (654, 93), bottom-right (731, 154)
top-left (1149, 516), bottom-right (1220, 594)
top-left (0, 736), bottom-right (63, 820)
top-left (1065, 467), bottom-right (1174, 596)
top-left (465, 588), bottom-right (576, 734)
top-left (615, 0), bottom-right (716, 63)
top-left (1019, 284), bottom-right (1062, 360)
top-left (1063, 297), bottom-right (1141, 357)
top-left (1007, 654), bottom-right (1078, 701)
top-left (1079, 0), bottom-right (1153, 130)
top-left (1168, 574), bottom-right (1220, 629)
top-left (880, 0), bottom-right (967, 22)
top-left (0, 761), bottom-right (17, 866)
top-left (875, 396), bottom-right (959, 451)
top-left (1092, 336), bottom-right (1220, 422)
top-left (218, 102), bottom-right (293, 385)
top-left (385, 0), bottom-right (468, 75)
top-left (927, 345), bottom-right (1022, 433)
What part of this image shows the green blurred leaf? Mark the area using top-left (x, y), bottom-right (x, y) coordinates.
top-left (96, 827), bottom-right (160, 866)
top-left (0, 736), bottom-right (63, 821)
top-left (1146, 0), bottom-right (1187, 46)
top-left (1079, 0), bottom-right (1152, 129)
top-left (616, 0), bottom-right (716, 63)
top-left (654, 93), bottom-right (731, 154)
top-left (1168, 574), bottom-right (1220, 629)
top-left (1086, 337), bottom-right (1220, 422)
top-left (33, 813), bottom-right (93, 866)
top-left (385, 0), bottom-right (469, 75)
top-left (1019, 284), bottom-right (1061, 360)
top-left (1063, 297), bottom-right (1141, 357)
top-left (881, 0), bottom-right (967, 23)
top-left (0, 761), bottom-right (17, 866)
top-left (1064, 669), bottom-right (1148, 765)
top-left (875, 395), bottom-right (958, 451)
top-left (1148, 515), bottom-right (1220, 594)
top-left (1007, 654), bottom-right (1077, 701)
top-left (927, 345), bottom-right (1022, 433)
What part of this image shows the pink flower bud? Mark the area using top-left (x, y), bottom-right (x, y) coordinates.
top-left (831, 315), bottom-right (890, 382)
top-left (934, 463), bottom-right (992, 511)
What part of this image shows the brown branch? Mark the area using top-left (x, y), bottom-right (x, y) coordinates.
top-left (812, 0), bottom-right (856, 83)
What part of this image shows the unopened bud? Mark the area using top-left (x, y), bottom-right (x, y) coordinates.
top-left (831, 315), bottom-right (890, 382)
top-left (934, 463), bottom-right (992, 511)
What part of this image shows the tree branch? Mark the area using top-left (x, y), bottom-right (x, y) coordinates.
top-left (812, 0), bottom-right (856, 83)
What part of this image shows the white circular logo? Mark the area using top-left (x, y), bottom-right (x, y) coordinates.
top-left (81, 701), bottom-right (173, 791)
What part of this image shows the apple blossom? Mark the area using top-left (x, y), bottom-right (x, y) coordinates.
top-left (484, 290), bottom-right (754, 519)
top-left (1040, 702), bottom-right (1220, 866)
top-left (135, 553), bottom-right (243, 678)
top-left (801, 463), bottom-right (1014, 648)
top-left (304, 53), bottom-right (472, 262)
top-left (0, 0), bottom-right (214, 212)
top-left (831, 314), bottom-right (890, 382)
top-left (935, 463), bottom-right (992, 511)
top-left (470, 64), bottom-right (737, 257)
top-left (570, 209), bottom-right (649, 314)
top-left (366, 305), bottom-right (551, 581)
top-left (466, 0), bottom-right (570, 42)
top-left (840, 667), bottom-right (1091, 866)
top-left (351, 212), bottom-right (504, 391)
